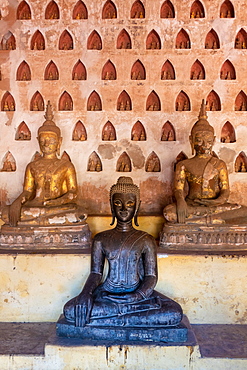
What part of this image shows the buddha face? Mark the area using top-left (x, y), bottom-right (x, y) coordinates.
top-left (192, 131), bottom-right (215, 155)
top-left (112, 192), bottom-right (136, 223)
top-left (38, 132), bottom-right (61, 156)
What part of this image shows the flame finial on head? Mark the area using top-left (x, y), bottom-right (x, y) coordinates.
top-left (198, 99), bottom-right (208, 120)
top-left (191, 99), bottom-right (214, 138)
top-left (44, 100), bottom-right (54, 121)
top-left (38, 100), bottom-right (61, 138)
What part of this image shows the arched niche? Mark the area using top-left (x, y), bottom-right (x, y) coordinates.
top-left (190, 59), bottom-right (205, 79)
top-left (59, 30), bottom-right (73, 50)
top-left (30, 91), bottom-right (44, 111)
top-left (44, 60), bottom-right (59, 80)
top-left (72, 60), bottom-right (87, 80)
top-left (72, 121), bottom-right (87, 141)
top-left (1, 151), bottom-right (16, 172)
top-left (206, 90), bottom-right (221, 111)
top-left (45, 0), bottom-right (59, 19)
top-left (161, 121), bottom-right (176, 141)
top-left (87, 151), bottom-right (102, 172)
top-left (87, 91), bottom-right (102, 111)
top-left (17, 0), bottom-right (31, 19)
top-left (146, 30), bottom-right (161, 49)
top-left (146, 91), bottom-right (161, 111)
top-left (235, 29), bottom-right (247, 49)
top-left (174, 151), bottom-right (188, 170)
top-left (220, 0), bottom-right (234, 18)
top-left (131, 121), bottom-right (146, 141)
top-left (72, 0), bottom-right (88, 19)
top-left (131, 0), bottom-right (145, 18)
top-left (235, 91), bottom-right (247, 111)
top-left (160, 0), bottom-right (175, 18)
top-left (59, 91), bottom-right (73, 111)
top-left (31, 30), bottom-right (45, 50)
top-left (102, 121), bottom-right (116, 140)
top-left (61, 151), bottom-right (71, 162)
top-left (175, 91), bottom-right (190, 111)
top-left (16, 61), bottom-right (31, 81)
top-left (221, 121), bottom-right (236, 143)
top-left (175, 29), bottom-right (190, 49)
top-left (1, 31), bottom-right (16, 50)
top-left (161, 60), bottom-right (175, 80)
top-left (205, 29), bottom-right (220, 49)
top-left (87, 30), bottom-right (102, 50)
top-left (190, 0), bottom-right (205, 18)
top-left (145, 152), bottom-right (161, 172)
top-left (235, 152), bottom-right (247, 172)
top-left (131, 60), bottom-right (145, 80)
top-left (220, 60), bottom-right (236, 80)
top-left (102, 0), bottom-right (117, 19)
top-left (117, 90), bottom-right (132, 110)
top-left (1, 91), bottom-right (15, 111)
top-left (116, 152), bottom-right (131, 172)
top-left (117, 29), bottom-right (131, 49)
top-left (15, 121), bottom-right (31, 140)
top-left (102, 60), bottom-right (116, 80)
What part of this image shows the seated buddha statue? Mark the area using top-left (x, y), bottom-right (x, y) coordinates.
top-left (1, 101), bottom-right (85, 227)
top-left (164, 100), bottom-right (247, 225)
top-left (63, 177), bottom-right (183, 329)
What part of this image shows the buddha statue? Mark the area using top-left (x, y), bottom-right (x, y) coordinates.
top-left (59, 177), bottom-right (186, 341)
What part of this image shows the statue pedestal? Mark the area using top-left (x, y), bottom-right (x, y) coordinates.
top-left (0, 222), bottom-right (91, 250)
top-left (160, 222), bottom-right (247, 253)
top-left (56, 314), bottom-right (189, 343)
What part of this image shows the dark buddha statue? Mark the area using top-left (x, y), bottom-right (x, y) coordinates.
top-left (62, 177), bottom-right (184, 334)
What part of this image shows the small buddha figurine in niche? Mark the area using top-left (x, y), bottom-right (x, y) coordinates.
top-left (61, 177), bottom-right (184, 340)
top-left (1, 101), bottom-right (85, 227)
top-left (164, 99), bottom-right (247, 225)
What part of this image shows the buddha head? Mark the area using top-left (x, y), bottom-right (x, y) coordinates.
top-left (189, 99), bottom-right (215, 155)
top-left (110, 177), bottom-right (140, 226)
top-left (37, 101), bottom-right (62, 156)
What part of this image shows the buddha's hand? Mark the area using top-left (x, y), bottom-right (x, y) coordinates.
top-left (194, 198), bottom-right (224, 206)
top-left (9, 199), bottom-right (22, 227)
top-left (74, 292), bottom-right (93, 327)
top-left (103, 292), bottom-right (142, 304)
top-left (177, 198), bottom-right (188, 223)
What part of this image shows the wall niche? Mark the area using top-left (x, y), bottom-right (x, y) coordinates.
top-left (45, 0), bottom-right (59, 19)
top-left (205, 29), bottom-right (220, 49)
top-left (17, 0), bottom-right (31, 19)
top-left (102, 121), bottom-right (116, 140)
top-left (31, 30), bottom-right (45, 50)
top-left (175, 29), bottom-right (190, 49)
top-left (117, 29), bottom-right (131, 49)
top-left (221, 121), bottom-right (236, 143)
top-left (190, 60), bottom-right (205, 79)
top-left (16, 61), bottom-right (31, 81)
top-left (175, 91), bottom-right (190, 111)
top-left (174, 151), bottom-right (188, 170)
top-left (59, 30), bottom-right (73, 50)
top-left (117, 90), bottom-right (132, 110)
top-left (72, 121), bottom-right (87, 141)
top-left (87, 91), bottom-right (102, 111)
top-left (220, 0), bottom-right (234, 18)
top-left (235, 152), bottom-right (247, 172)
top-left (44, 61), bottom-right (59, 80)
top-left (1, 92), bottom-right (15, 111)
top-left (102, 60), bottom-right (116, 80)
top-left (1, 31), bottom-right (16, 50)
top-left (88, 151), bottom-right (102, 172)
top-left (88, 30), bottom-right (102, 50)
top-left (206, 90), bottom-right (221, 111)
top-left (161, 60), bottom-right (175, 80)
top-left (15, 121), bottom-right (31, 140)
top-left (102, 0), bottom-right (117, 19)
top-left (131, 121), bottom-right (146, 141)
top-left (131, 0), bottom-right (145, 18)
top-left (72, 60), bottom-right (86, 80)
top-left (116, 152), bottom-right (131, 172)
top-left (146, 91), bottom-right (161, 111)
top-left (235, 91), bottom-right (247, 111)
top-left (146, 30), bottom-right (161, 49)
top-left (161, 121), bottom-right (176, 141)
top-left (235, 29), bottom-right (247, 49)
top-left (1, 151), bottom-right (16, 172)
top-left (59, 91), bottom-right (73, 111)
top-left (131, 60), bottom-right (145, 80)
top-left (72, 0), bottom-right (88, 19)
top-left (190, 0), bottom-right (205, 18)
top-left (160, 0), bottom-right (175, 18)
top-left (145, 152), bottom-right (161, 172)
top-left (30, 91), bottom-right (44, 111)
top-left (220, 60), bottom-right (236, 79)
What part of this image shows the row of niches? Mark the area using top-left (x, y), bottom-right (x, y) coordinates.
top-left (11, 59), bottom-right (239, 81)
top-left (2, 149), bottom-right (247, 173)
top-left (3, 90), bottom-right (247, 112)
top-left (13, 0), bottom-right (235, 20)
top-left (2, 28), bottom-right (247, 51)
top-left (13, 120), bottom-right (237, 144)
